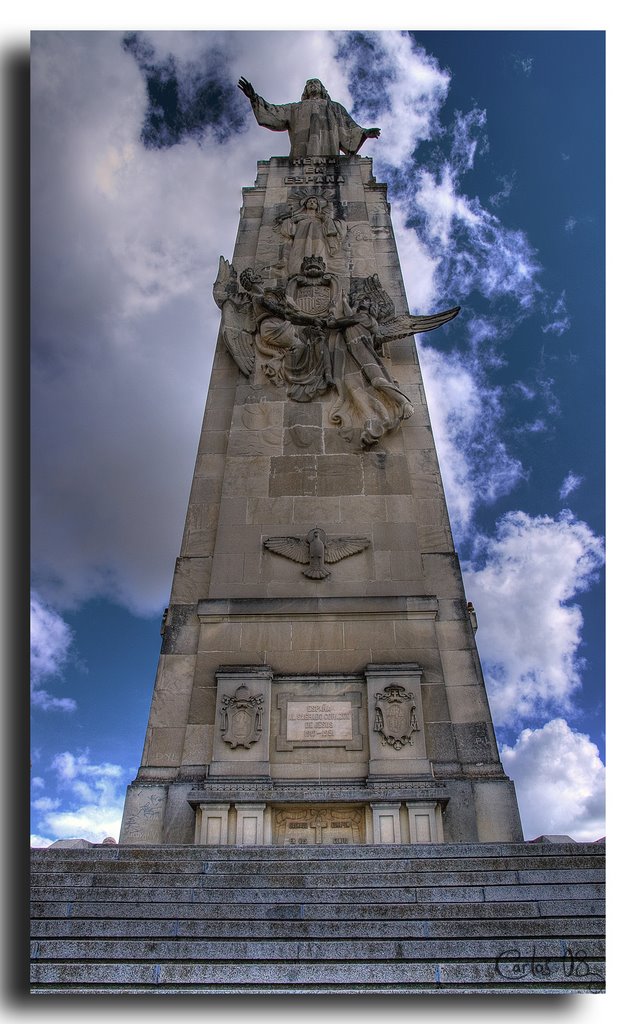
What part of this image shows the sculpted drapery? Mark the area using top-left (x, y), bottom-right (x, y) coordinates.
top-left (238, 77), bottom-right (380, 159)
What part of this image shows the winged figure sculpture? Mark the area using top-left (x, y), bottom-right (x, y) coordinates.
top-left (263, 526), bottom-right (370, 579)
top-left (212, 256), bottom-right (257, 377)
top-left (348, 273), bottom-right (460, 344)
top-left (373, 306), bottom-right (461, 343)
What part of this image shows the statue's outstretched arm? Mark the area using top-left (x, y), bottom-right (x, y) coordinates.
top-left (238, 76), bottom-right (291, 132)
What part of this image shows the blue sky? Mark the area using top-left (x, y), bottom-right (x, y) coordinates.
top-left (30, 28), bottom-right (606, 846)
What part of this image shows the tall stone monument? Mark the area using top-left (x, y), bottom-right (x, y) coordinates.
top-left (119, 77), bottom-right (523, 848)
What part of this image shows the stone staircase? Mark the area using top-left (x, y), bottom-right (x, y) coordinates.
top-left (30, 842), bottom-right (605, 994)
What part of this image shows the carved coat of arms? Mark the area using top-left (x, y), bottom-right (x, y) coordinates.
top-left (220, 684), bottom-right (264, 749)
top-left (374, 684), bottom-right (419, 750)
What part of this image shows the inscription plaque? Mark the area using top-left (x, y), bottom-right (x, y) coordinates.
top-left (287, 700), bottom-right (353, 741)
top-left (276, 689), bottom-right (363, 750)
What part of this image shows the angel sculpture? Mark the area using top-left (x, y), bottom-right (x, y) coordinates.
top-left (342, 274), bottom-right (460, 349)
top-left (212, 257), bottom-right (257, 378)
top-left (263, 527), bottom-right (370, 580)
top-left (214, 256), bottom-right (460, 447)
top-left (324, 275), bottom-right (460, 445)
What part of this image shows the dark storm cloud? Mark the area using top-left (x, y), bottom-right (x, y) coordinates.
top-left (122, 32), bottom-right (246, 149)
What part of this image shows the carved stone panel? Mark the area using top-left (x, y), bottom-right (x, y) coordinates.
top-left (209, 667), bottom-right (272, 776)
top-left (220, 684), bottom-right (264, 749)
top-left (374, 683), bottom-right (419, 750)
top-left (274, 805), bottom-right (365, 845)
top-left (365, 663), bottom-right (431, 779)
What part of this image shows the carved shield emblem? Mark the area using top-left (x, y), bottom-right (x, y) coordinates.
top-left (374, 684), bottom-right (419, 750)
top-left (294, 283), bottom-right (332, 316)
top-left (220, 684), bottom-right (264, 749)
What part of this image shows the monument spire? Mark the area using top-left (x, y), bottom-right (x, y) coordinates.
top-left (119, 76), bottom-right (522, 847)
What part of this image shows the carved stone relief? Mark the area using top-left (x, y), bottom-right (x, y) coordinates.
top-left (274, 191), bottom-right (346, 276)
top-left (274, 805), bottom-right (365, 845)
top-left (349, 224), bottom-right (376, 278)
top-left (263, 526), bottom-right (370, 580)
top-left (374, 683), bottom-right (419, 750)
top-left (220, 684), bottom-right (264, 749)
top-left (283, 158), bottom-right (345, 185)
top-left (213, 253), bottom-right (459, 448)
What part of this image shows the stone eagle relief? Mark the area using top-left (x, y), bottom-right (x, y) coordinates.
top-left (263, 526), bottom-right (370, 580)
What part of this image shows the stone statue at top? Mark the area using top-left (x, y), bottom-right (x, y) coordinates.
top-left (238, 76), bottom-right (381, 159)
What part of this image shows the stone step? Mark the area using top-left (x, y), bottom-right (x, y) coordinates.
top-left (31, 882), bottom-right (605, 906)
top-left (29, 856), bottom-right (606, 880)
top-left (29, 937), bottom-right (606, 966)
top-left (31, 841), bottom-right (601, 861)
top-left (32, 935), bottom-right (606, 962)
top-left (29, 867), bottom-right (605, 889)
top-left (31, 898), bottom-right (605, 921)
top-left (30, 958), bottom-right (606, 992)
top-left (30, 843), bottom-right (605, 994)
top-left (30, 915), bottom-right (606, 939)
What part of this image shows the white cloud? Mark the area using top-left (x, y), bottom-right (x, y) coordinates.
top-left (560, 471), bottom-right (584, 500)
top-left (51, 750), bottom-right (123, 784)
top-left (338, 31), bottom-right (451, 168)
top-left (31, 776), bottom-right (45, 789)
top-left (31, 690), bottom-right (77, 713)
top-left (501, 719), bottom-right (605, 841)
top-left (30, 592), bottom-right (77, 712)
top-left (30, 834), bottom-right (55, 849)
top-left (338, 32), bottom-right (543, 317)
top-left (41, 805), bottom-right (124, 844)
top-left (513, 380), bottom-right (536, 400)
top-left (419, 346), bottom-right (524, 540)
top-left (30, 592), bottom-right (73, 682)
top-left (32, 751), bottom-right (127, 844)
top-left (32, 797), bottom-right (61, 812)
top-left (517, 418), bottom-right (548, 434)
top-left (464, 510), bottom-right (604, 727)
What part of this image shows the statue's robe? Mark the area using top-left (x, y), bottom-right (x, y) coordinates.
top-left (248, 93), bottom-right (367, 158)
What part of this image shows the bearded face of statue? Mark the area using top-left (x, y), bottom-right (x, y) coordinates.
top-left (302, 79), bottom-right (327, 100)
